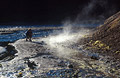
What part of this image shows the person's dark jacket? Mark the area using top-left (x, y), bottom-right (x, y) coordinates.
top-left (26, 29), bottom-right (32, 38)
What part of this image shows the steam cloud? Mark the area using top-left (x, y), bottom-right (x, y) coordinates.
top-left (74, 0), bottom-right (117, 25)
top-left (45, 0), bottom-right (117, 58)
top-left (47, 22), bottom-right (90, 58)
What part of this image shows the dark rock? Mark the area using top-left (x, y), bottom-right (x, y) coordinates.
top-left (68, 64), bottom-right (74, 68)
top-left (58, 61), bottom-right (66, 67)
top-left (0, 42), bottom-right (9, 47)
top-left (6, 45), bottom-right (17, 55)
top-left (106, 60), bottom-right (110, 63)
top-left (43, 56), bottom-right (46, 58)
top-left (41, 41), bottom-right (45, 45)
top-left (0, 47), bottom-right (8, 60)
top-left (0, 45), bottom-right (18, 60)
top-left (26, 59), bottom-right (37, 69)
top-left (117, 65), bottom-right (120, 69)
top-left (91, 54), bottom-right (99, 60)
top-left (0, 64), bottom-right (2, 68)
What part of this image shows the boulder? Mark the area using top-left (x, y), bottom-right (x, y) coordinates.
top-left (0, 45), bottom-right (17, 60)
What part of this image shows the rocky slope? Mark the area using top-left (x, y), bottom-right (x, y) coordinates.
top-left (83, 11), bottom-right (120, 59)
top-left (92, 11), bottom-right (120, 51)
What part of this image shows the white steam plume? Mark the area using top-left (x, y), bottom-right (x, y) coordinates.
top-left (74, 0), bottom-right (117, 25)
top-left (45, 21), bottom-right (91, 58)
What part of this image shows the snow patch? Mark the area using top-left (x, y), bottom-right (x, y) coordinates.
top-left (0, 46), bottom-right (6, 54)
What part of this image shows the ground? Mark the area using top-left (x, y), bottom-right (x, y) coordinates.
top-left (0, 24), bottom-right (120, 77)
top-left (1, 33), bottom-right (120, 77)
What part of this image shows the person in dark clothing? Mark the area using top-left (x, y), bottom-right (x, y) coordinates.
top-left (26, 28), bottom-right (32, 41)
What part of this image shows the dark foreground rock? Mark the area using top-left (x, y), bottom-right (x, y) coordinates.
top-left (25, 59), bottom-right (37, 69)
top-left (0, 42), bottom-right (17, 61)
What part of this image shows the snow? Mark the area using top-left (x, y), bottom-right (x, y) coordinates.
top-left (0, 47), bottom-right (6, 54)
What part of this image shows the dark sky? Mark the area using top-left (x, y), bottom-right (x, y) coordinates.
top-left (0, 0), bottom-right (120, 25)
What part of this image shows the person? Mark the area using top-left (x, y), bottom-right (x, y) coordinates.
top-left (26, 28), bottom-right (32, 41)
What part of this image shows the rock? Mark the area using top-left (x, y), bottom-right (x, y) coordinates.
top-left (68, 64), bottom-right (74, 68)
top-left (58, 60), bottom-right (66, 67)
top-left (26, 59), bottom-right (37, 69)
top-left (0, 45), bottom-right (17, 60)
top-left (0, 64), bottom-right (2, 68)
top-left (0, 46), bottom-right (8, 60)
top-left (91, 54), bottom-right (99, 60)
top-left (0, 42), bottom-right (9, 47)
top-left (106, 60), bottom-right (110, 63)
top-left (6, 45), bottom-right (17, 55)
top-left (41, 41), bottom-right (45, 45)
top-left (117, 65), bottom-right (120, 69)
top-left (17, 72), bottom-right (23, 77)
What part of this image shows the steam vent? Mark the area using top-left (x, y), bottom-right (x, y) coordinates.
top-left (86, 11), bottom-right (120, 58)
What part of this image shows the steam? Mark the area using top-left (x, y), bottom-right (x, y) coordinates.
top-left (44, 0), bottom-right (117, 58)
top-left (74, 0), bottom-right (117, 25)
top-left (46, 22), bottom-right (90, 58)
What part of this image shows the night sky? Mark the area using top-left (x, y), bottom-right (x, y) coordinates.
top-left (0, 0), bottom-right (120, 25)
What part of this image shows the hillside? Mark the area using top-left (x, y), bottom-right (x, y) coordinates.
top-left (92, 11), bottom-right (120, 51)
top-left (83, 11), bottom-right (120, 59)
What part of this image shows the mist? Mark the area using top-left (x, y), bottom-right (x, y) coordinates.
top-left (41, 0), bottom-right (118, 58)
top-left (44, 22), bottom-right (91, 58)
top-left (44, 0), bottom-right (118, 58)
top-left (64, 0), bottom-right (118, 26)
